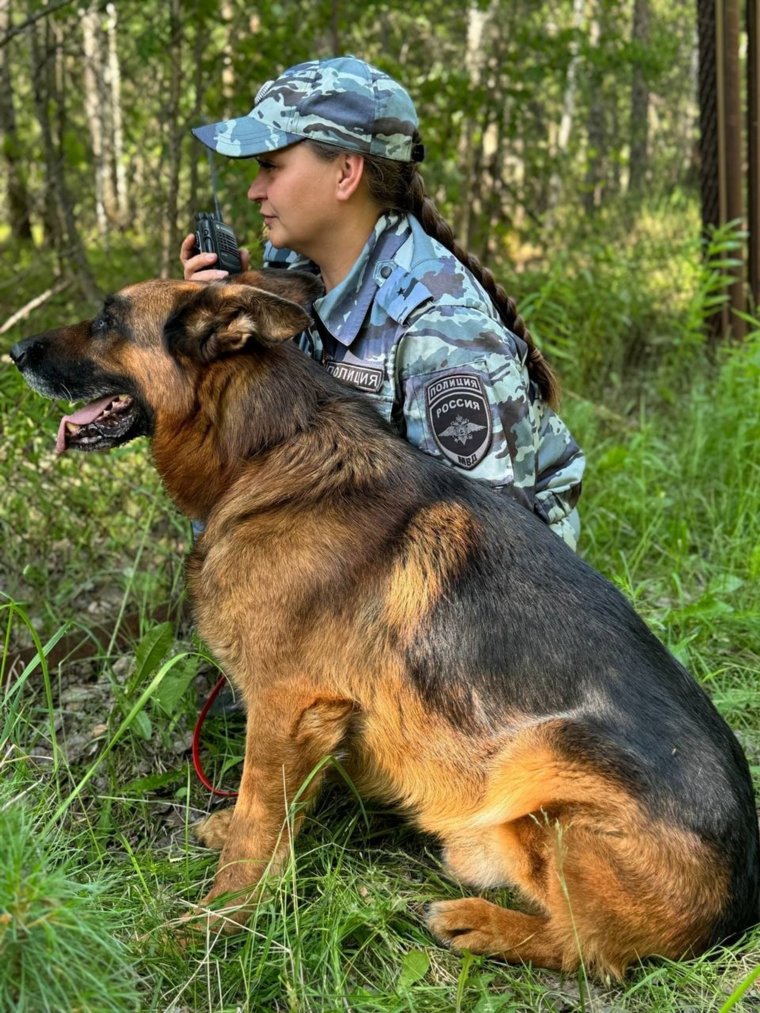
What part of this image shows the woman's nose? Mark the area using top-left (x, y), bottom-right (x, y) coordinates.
top-left (247, 177), bottom-right (265, 202)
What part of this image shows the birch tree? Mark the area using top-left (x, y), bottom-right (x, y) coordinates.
top-left (0, 0), bottom-right (33, 240)
top-left (628, 0), bottom-right (651, 192)
top-left (29, 12), bottom-right (99, 300)
top-left (455, 3), bottom-right (489, 249)
top-left (546, 0), bottom-right (586, 214)
top-left (159, 0), bottom-right (184, 277)
top-left (82, 4), bottom-right (108, 239)
top-left (105, 2), bottom-right (127, 226)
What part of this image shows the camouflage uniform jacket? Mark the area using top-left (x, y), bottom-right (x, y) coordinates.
top-left (264, 211), bottom-right (585, 549)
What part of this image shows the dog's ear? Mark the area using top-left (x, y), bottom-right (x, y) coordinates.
top-left (166, 282), bottom-right (312, 362)
top-left (235, 268), bottom-right (324, 309)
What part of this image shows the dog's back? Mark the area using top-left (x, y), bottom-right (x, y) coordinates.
top-left (293, 381), bottom-right (760, 972)
top-left (401, 460), bottom-right (759, 937)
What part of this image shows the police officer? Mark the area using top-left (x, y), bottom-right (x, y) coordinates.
top-left (181, 56), bottom-right (585, 549)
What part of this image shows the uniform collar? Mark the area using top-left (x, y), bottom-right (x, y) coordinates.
top-left (312, 211), bottom-right (409, 347)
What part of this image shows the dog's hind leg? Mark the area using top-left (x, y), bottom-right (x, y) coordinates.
top-left (428, 813), bottom-right (568, 970)
top-left (428, 799), bottom-right (727, 978)
top-left (424, 722), bottom-right (731, 977)
top-left (427, 900), bottom-right (565, 969)
top-left (194, 685), bottom-right (355, 926)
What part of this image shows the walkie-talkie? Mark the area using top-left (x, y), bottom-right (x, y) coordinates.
top-left (192, 151), bottom-right (243, 274)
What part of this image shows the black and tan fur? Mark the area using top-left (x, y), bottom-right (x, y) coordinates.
top-left (11, 273), bottom-right (759, 977)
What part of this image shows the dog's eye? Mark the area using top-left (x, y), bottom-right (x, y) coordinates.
top-left (91, 315), bottom-right (113, 337)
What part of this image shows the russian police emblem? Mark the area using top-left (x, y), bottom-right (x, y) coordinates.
top-left (425, 372), bottom-right (492, 470)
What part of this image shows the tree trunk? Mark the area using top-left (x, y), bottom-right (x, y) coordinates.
top-left (455, 4), bottom-right (489, 250)
top-left (29, 9), bottom-right (100, 302)
top-left (583, 11), bottom-right (607, 214)
top-left (557, 0), bottom-right (585, 153)
top-left (160, 0), bottom-right (183, 277)
top-left (329, 0), bottom-right (341, 53)
top-left (479, 26), bottom-right (511, 264)
top-left (82, 4), bottom-right (108, 240)
top-left (105, 2), bottom-right (128, 226)
top-left (188, 0), bottom-right (207, 222)
top-left (546, 0), bottom-right (586, 215)
top-left (748, 0), bottom-right (760, 309)
top-left (31, 8), bottom-right (59, 244)
top-left (221, 0), bottom-right (235, 114)
top-left (628, 0), bottom-right (651, 193)
top-left (0, 0), bottom-right (33, 241)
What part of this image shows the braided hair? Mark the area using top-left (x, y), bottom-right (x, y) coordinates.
top-left (306, 136), bottom-right (559, 408)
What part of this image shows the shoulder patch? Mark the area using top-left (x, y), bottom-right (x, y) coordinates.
top-left (425, 373), bottom-right (492, 470)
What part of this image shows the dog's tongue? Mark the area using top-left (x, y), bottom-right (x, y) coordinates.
top-left (56, 396), bottom-right (116, 455)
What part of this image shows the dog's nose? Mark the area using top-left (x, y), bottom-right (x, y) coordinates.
top-left (9, 336), bottom-right (44, 370)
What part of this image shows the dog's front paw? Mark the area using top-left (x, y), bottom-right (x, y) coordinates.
top-left (195, 809), bottom-right (235, 851)
top-left (176, 892), bottom-right (250, 941)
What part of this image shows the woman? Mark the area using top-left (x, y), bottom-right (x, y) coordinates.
top-left (181, 56), bottom-right (584, 549)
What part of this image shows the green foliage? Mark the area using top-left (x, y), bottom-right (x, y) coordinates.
top-left (0, 0), bottom-right (704, 270)
top-left (2, 216), bottom-right (760, 1008)
top-left (1, 4), bottom-right (759, 1009)
top-left (121, 622), bottom-right (177, 738)
top-left (0, 766), bottom-right (140, 1013)
top-left (575, 326), bottom-right (760, 704)
top-left (517, 203), bottom-right (749, 405)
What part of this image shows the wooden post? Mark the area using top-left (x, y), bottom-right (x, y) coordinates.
top-left (697, 0), bottom-right (748, 341)
top-left (718, 0), bottom-right (746, 338)
top-left (748, 0), bottom-right (760, 310)
top-left (698, 0), bottom-right (722, 340)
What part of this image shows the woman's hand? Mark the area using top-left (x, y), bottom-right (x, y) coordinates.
top-left (180, 233), bottom-right (251, 281)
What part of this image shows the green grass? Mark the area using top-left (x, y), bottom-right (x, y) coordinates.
top-left (0, 766), bottom-right (141, 1013)
top-left (1, 214), bottom-right (760, 1010)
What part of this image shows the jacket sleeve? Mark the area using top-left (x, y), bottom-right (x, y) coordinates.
top-left (394, 303), bottom-right (584, 548)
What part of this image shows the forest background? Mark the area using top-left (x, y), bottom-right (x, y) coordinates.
top-left (1, 1), bottom-right (759, 1011)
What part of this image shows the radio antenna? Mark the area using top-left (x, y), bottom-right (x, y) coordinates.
top-left (207, 149), bottom-right (224, 221)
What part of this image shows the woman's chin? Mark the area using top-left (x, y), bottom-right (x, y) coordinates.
top-left (265, 225), bottom-right (285, 247)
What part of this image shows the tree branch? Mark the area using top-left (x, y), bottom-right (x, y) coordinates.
top-left (0, 0), bottom-right (77, 50)
top-left (0, 278), bottom-right (71, 335)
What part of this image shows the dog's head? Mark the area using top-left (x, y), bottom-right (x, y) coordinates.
top-left (10, 270), bottom-right (322, 455)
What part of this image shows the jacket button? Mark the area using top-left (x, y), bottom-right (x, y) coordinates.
top-left (379, 264), bottom-right (392, 279)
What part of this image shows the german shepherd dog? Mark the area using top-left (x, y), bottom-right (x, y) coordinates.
top-left (11, 272), bottom-right (759, 977)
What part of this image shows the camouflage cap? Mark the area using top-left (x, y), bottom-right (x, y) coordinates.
top-left (191, 55), bottom-right (423, 163)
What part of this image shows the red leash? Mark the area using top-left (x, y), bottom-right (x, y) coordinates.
top-left (192, 674), bottom-right (240, 798)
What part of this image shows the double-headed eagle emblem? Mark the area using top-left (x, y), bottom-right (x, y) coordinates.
top-left (439, 414), bottom-right (486, 446)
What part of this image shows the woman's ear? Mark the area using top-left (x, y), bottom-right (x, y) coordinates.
top-left (335, 153), bottom-right (366, 202)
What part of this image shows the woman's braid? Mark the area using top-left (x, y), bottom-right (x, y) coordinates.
top-left (404, 166), bottom-right (559, 407)
top-left (305, 137), bottom-right (559, 407)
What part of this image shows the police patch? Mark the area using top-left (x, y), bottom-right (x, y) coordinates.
top-left (324, 358), bottom-right (384, 393)
top-left (425, 372), bottom-right (492, 470)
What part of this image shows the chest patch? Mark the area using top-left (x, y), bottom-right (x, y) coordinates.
top-left (425, 372), bottom-right (493, 470)
top-left (324, 358), bottom-right (384, 393)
